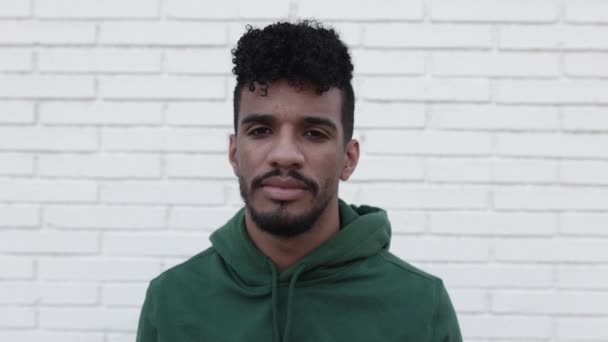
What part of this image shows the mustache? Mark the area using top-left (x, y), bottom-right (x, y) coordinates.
top-left (251, 169), bottom-right (319, 195)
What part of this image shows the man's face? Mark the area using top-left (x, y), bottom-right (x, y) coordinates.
top-left (229, 80), bottom-right (359, 237)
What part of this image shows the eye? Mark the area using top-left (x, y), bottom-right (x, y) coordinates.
top-left (304, 130), bottom-right (329, 140)
top-left (247, 126), bottom-right (272, 137)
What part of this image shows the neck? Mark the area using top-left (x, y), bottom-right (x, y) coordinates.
top-left (245, 198), bottom-right (341, 272)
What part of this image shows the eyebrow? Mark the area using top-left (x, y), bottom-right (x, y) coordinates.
top-left (240, 113), bottom-right (275, 128)
top-left (303, 116), bottom-right (338, 132)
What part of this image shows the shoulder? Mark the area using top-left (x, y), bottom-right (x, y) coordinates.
top-left (149, 247), bottom-right (220, 292)
top-left (379, 250), bottom-right (442, 284)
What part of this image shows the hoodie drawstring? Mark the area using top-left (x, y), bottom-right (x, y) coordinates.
top-left (268, 260), bottom-right (306, 342)
top-left (282, 264), bottom-right (305, 342)
top-left (269, 261), bottom-right (280, 342)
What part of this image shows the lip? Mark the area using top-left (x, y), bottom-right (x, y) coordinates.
top-left (260, 177), bottom-right (308, 201)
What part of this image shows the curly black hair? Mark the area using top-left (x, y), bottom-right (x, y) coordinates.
top-left (231, 20), bottom-right (355, 143)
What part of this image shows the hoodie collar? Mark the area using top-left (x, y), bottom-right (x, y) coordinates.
top-left (209, 199), bottom-right (391, 286)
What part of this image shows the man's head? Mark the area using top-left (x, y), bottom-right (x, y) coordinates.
top-left (229, 21), bottom-right (359, 238)
top-left (232, 21), bottom-right (355, 143)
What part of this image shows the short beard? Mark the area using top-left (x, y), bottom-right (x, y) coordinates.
top-left (239, 169), bottom-right (332, 237)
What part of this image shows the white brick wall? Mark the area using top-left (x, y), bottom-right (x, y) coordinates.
top-left (0, 1), bottom-right (607, 340)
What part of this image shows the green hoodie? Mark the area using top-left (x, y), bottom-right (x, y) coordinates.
top-left (136, 200), bottom-right (462, 342)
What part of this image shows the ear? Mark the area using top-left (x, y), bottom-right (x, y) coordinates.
top-left (340, 139), bottom-right (360, 181)
top-left (228, 134), bottom-right (238, 176)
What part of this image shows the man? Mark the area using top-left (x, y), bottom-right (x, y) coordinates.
top-left (136, 21), bottom-right (461, 342)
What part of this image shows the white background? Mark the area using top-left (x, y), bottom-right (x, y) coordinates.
top-left (1, 0), bottom-right (608, 341)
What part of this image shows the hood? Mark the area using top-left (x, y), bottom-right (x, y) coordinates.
top-left (209, 198), bottom-right (391, 286)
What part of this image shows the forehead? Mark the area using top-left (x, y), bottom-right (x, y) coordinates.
top-left (238, 80), bottom-right (343, 124)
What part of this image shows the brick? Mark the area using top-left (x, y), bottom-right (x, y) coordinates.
top-left (39, 308), bottom-right (138, 331)
top-left (356, 102), bottom-right (425, 128)
top-left (0, 282), bottom-right (38, 304)
top-left (100, 181), bottom-right (225, 205)
top-left (426, 264), bottom-right (554, 288)
top-left (0, 282), bottom-right (98, 305)
top-left (165, 102), bottom-right (233, 127)
top-left (166, 48), bottom-right (231, 74)
top-left (350, 155), bottom-right (424, 181)
top-left (298, 0), bottom-right (422, 20)
top-left (102, 283), bottom-right (147, 307)
top-left (430, 212), bottom-right (556, 236)
top-left (431, 52), bottom-right (559, 77)
top-left (0, 153), bottom-right (35, 176)
top-left (107, 334), bottom-right (135, 342)
top-left (0, 127), bottom-right (97, 151)
top-left (561, 160), bottom-right (608, 185)
top-left (39, 154), bottom-right (162, 179)
top-left (492, 290), bottom-right (608, 315)
top-left (0, 21), bottom-right (96, 44)
top-left (563, 107), bottom-right (608, 131)
top-left (0, 257), bottom-right (34, 279)
top-left (557, 317), bottom-right (608, 340)
top-left (101, 127), bottom-right (228, 152)
top-left (558, 265), bottom-right (608, 289)
top-left (565, 0), bottom-right (608, 23)
top-left (100, 76), bottom-right (225, 100)
top-left (352, 50), bottom-right (424, 75)
top-left (167, 0), bottom-right (289, 19)
top-left (320, 22), bottom-right (362, 48)
top-left (0, 180), bottom-right (97, 203)
top-left (41, 282), bottom-right (99, 305)
top-left (0, 332), bottom-right (103, 342)
top-left (103, 232), bottom-right (211, 256)
top-left (500, 25), bottom-right (608, 50)
top-left (427, 158), bottom-right (492, 183)
top-left (40, 102), bottom-right (163, 125)
top-left (0, 102), bottom-right (34, 124)
top-left (166, 154), bottom-right (234, 179)
top-left (36, 0), bottom-right (158, 18)
top-left (0, 307), bottom-right (35, 328)
top-left (100, 22), bottom-right (226, 46)
top-left (0, 231), bottom-right (98, 254)
top-left (495, 187), bottom-right (608, 211)
top-left (431, 0), bottom-right (558, 22)
top-left (430, 104), bottom-right (560, 130)
top-left (0, 205), bottom-right (38, 227)
top-left (391, 236), bottom-right (490, 262)
top-left (495, 133), bottom-right (608, 158)
top-left (365, 130), bottom-right (492, 155)
top-left (45, 205), bottom-right (165, 230)
top-left (39, 258), bottom-right (161, 281)
top-left (38, 48), bottom-right (162, 73)
top-left (386, 210), bottom-right (426, 233)
top-left (0, 0), bottom-right (30, 17)
top-left (358, 185), bottom-right (489, 209)
top-left (561, 213), bottom-right (608, 236)
top-left (496, 80), bottom-right (608, 104)
top-left (492, 158), bottom-right (559, 184)
top-left (565, 53), bottom-right (608, 77)
top-left (427, 158), bottom-right (559, 184)
top-left (361, 77), bottom-right (490, 102)
top-left (168, 206), bottom-right (237, 230)
top-left (449, 289), bottom-right (487, 313)
top-left (364, 24), bottom-right (492, 48)
top-left (459, 315), bottom-right (551, 339)
top-left (495, 237), bottom-right (608, 262)
top-left (0, 49), bottom-right (31, 71)
top-left (0, 75), bottom-right (95, 99)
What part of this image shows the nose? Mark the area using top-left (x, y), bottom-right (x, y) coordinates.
top-left (267, 130), bottom-right (305, 170)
